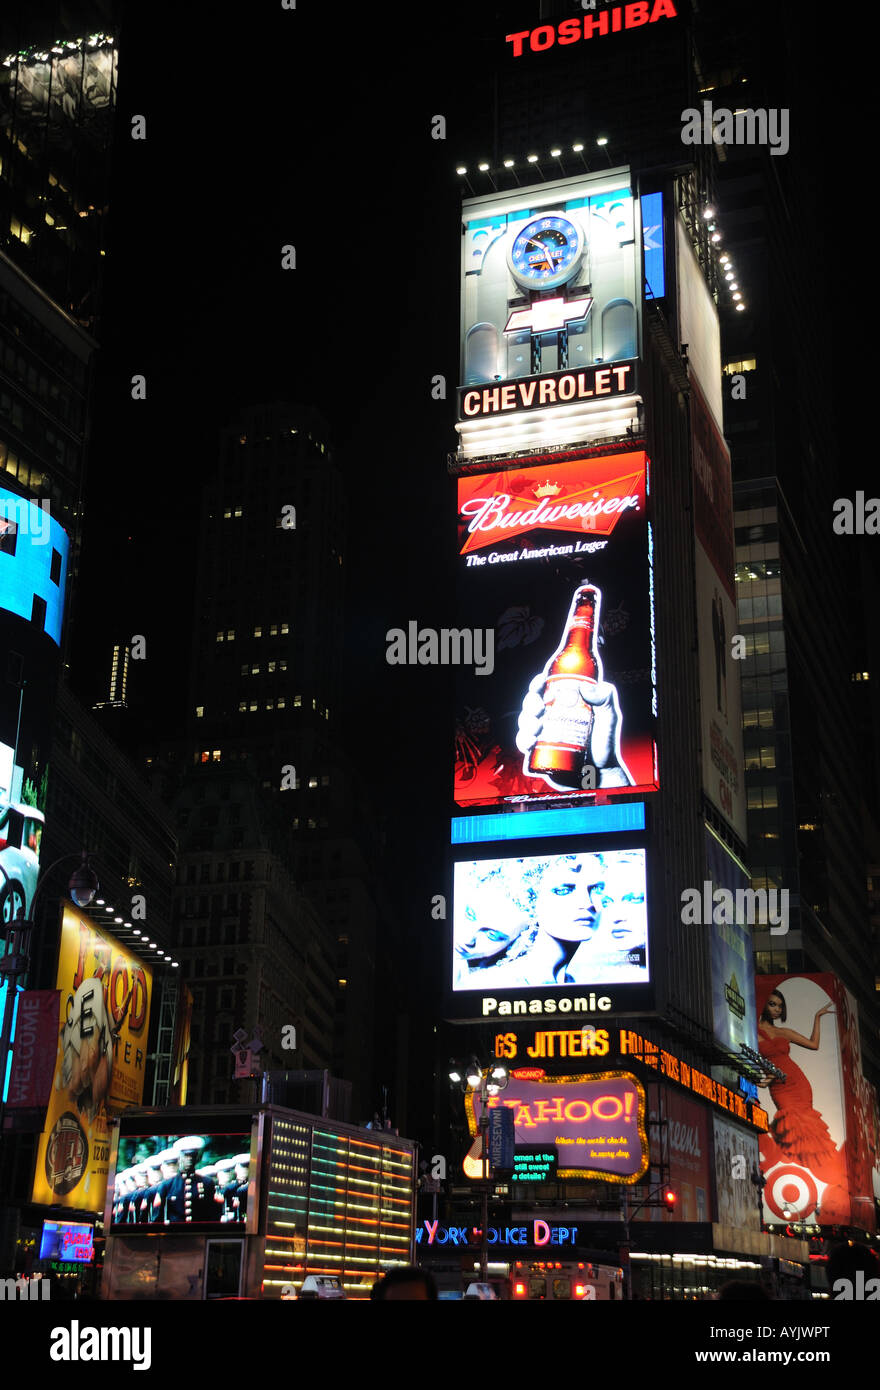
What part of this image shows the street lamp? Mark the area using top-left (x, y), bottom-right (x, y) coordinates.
top-left (449, 1056), bottom-right (509, 1285)
top-left (0, 852), bottom-right (98, 1129)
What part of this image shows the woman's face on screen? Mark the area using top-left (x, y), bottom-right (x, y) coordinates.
top-left (456, 877), bottom-right (528, 961)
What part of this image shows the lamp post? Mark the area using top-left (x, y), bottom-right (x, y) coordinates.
top-left (450, 1056), bottom-right (509, 1285)
top-left (0, 852), bottom-right (99, 1133)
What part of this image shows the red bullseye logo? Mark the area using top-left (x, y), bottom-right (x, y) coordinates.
top-left (764, 1164), bottom-right (819, 1221)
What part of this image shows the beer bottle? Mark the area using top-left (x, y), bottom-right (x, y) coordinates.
top-left (527, 582), bottom-right (602, 789)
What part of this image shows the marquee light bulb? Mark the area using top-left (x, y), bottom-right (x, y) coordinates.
top-left (702, 206), bottom-right (715, 219)
top-left (572, 143), bottom-right (584, 152)
top-left (596, 137), bottom-right (608, 147)
top-left (527, 154), bottom-right (539, 163)
top-left (478, 162), bottom-right (489, 172)
top-left (503, 159), bottom-right (514, 168)
top-left (456, 166), bottom-right (467, 175)
top-left (736, 303), bottom-right (746, 311)
top-left (550, 148), bottom-right (562, 157)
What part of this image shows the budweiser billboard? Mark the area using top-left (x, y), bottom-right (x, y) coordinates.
top-left (454, 450), bottom-right (658, 807)
top-left (5, 989), bottom-right (59, 1111)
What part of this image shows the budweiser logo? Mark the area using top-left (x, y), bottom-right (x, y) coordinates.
top-left (459, 476), bottom-right (642, 553)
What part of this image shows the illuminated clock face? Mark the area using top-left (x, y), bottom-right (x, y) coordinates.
top-left (508, 213), bottom-right (585, 290)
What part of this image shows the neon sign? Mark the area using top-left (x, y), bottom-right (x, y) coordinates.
top-left (506, 1), bottom-right (678, 57)
top-left (415, 1219), bottom-right (577, 1247)
top-left (466, 1071), bottom-right (648, 1182)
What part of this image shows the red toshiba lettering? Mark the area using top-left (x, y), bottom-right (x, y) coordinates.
top-left (506, 30), bottom-right (530, 57)
top-left (652, 0), bottom-right (679, 18)
top-left (625, 2), bottom-right (651, 26)
top-left (557, 17), bottom-right (581, 45)
top-left (530, 25), bottom-right (555, 52)
top-left (583, 10), bottom-right (610, 37)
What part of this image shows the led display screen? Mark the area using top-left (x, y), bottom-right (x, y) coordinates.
top-left (453, 847), bottom-right (648, 992)
top-left (454, 451), bottom-right (657, 808)
top-left (39, 1220), bottom-right (94, 1263)
top-left (110, 1133), bottom-right (253, 1228)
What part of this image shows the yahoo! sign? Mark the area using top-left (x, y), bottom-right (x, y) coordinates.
top-left (415, 1220), bottom-right (577, 1248)
top-left (467, 1072), bottom-right (648, 1182)
top-left (507, 1), bottom-right (678, 57)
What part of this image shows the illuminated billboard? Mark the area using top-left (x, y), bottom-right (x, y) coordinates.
top-left (453, 848), bottom-right (648, 992)
top-left (0, 486), bottom-right (71, 923)
top-left (633, 1090), bottom-right (712, 1224)
top-left (458, 172), bottom-right (643, 457)
top-left (467, 1071), bottom-right (648, 1181)
top-left (704, 829), bottom-right (757, 1055)
top-left (39, 1220), bottom-right (94, 1263)
top-left (110, 1134), bottom-right (254, 1229)
top-left (756, 974), bottom-right (878, 1230)
top-left (32, 905), bottom-right (152, 1211)
top-left (691, 380), bottom-right (746, 842)
top-left (455, 450), bottom-right (657, 807)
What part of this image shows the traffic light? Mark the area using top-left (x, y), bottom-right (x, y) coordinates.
top-left (663, 1188), bottom-right (676, 1213)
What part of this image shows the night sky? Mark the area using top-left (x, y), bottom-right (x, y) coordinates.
top-left (60, 1), bottom-right (865, 915)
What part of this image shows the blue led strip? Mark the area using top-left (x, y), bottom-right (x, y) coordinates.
top-left (451, 801), bottom-right (646, 845)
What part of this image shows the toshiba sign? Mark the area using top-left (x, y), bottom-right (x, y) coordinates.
top-left (506, 1), bottom-right (679, 57)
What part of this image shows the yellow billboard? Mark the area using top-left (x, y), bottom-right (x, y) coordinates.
top-left (32, 903), bottom-right (152, 1211)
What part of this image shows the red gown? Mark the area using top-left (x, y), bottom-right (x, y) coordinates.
top-left (759, 1029), bottom-right (845, 1185)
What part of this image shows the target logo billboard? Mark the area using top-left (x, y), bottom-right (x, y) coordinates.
top-left (762, 1163), bottom-right (821, 1223)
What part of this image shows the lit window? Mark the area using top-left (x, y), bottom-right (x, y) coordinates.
top-left (238, 701), bottom-right (247, 713)
top-left (195, 706), bottom-right (204, 718)
top-left (277, 697), bottom-right (286, 709)
top-left (200, 750), bottom-right (210, 763)
top-left (268, 661), bottom-right (276, 673)
top-left (216, 632), bottom-right (224, 643)
top-left (249, 701), bottom-right (257, 712)
top-left (270, 624), bottom-right (278, 636)
top-left (234, 507), bottom-right (242, 518)
top-left (223, 509), bottom-right (231, 519)
top-left (254, 626), bottom-right (262, 637)
top-left (212, 750), bottom-right (221, 762)
top-left (281, 623), bottom-right (289, 634)
top-left (239, 434), bottom-right (247, 445)
top-left (279, 660), bottom-right (288, 672)
top-left (338, 978), bottom-right (347, 989)
top-left (312, 699), bottom-right (317, 710)
top-left (293, 695), bottom-right (302, 707)
top-left (251, 665), bottom-right (259, 675)
top-left (226, 630), bottom-right (235, 641)
top-left (265, 700), bottom-right (274, 711)
top-left (308, 778), bottom-right (318, 789)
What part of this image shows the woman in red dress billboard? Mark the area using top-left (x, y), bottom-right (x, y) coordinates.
top-left (757, 987), bottom-right (849, 1220)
